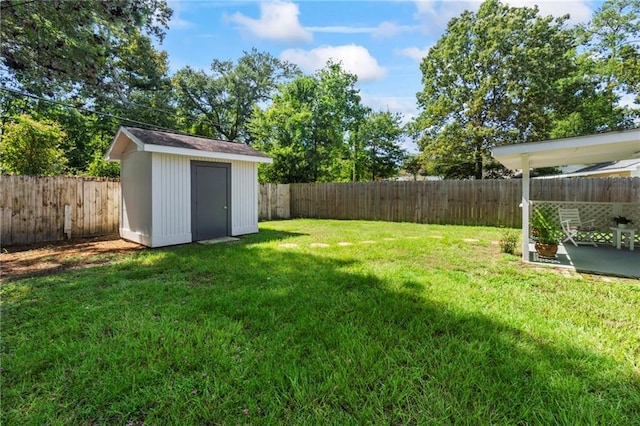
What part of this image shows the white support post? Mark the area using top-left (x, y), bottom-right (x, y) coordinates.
top-left (521, 155), bottom-right (530, 262)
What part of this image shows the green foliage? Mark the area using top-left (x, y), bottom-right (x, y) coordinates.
top-left (357, 111), bottom-right (406, 181)
top-left (413, 0), bottom-right (575, 179)
top-left (402, 154), bottom-right (426, 180)
top-left (86, 152), bottom-right (120, 178)
top-left (613, 216), bottom-right (633, 225)
top-left (0, 0), bottom-right (172, 97)
top-left (551, 0), bottom-right (640, 138)
top-left (531, 209), bottom-right (562, 244)
top-left (1, 0), bottom-right (176, 175)
top-left (173, 49), bottom-right (299, 143)
top-left (251, 62), bottom-right (369, 183)
top-left (0, 114), bottom-right (67, 175)
top-left (499, 229), bottom-right (519, 255)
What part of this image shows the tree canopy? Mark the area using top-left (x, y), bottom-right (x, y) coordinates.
top-left (1, 0), bottom-right (172, 98)
top-left (2, 0), bottom-right (639, 181)
top-left (412, 0), bottom-right (576, 179)
top-left (249, 62), bottom-right (404, 183)
top-left (173, 49), bottom-right (299, 143)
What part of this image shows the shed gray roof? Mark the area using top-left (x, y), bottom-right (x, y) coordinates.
top-left (124, 127), bottom-right (270, 159)
top-left (571, 159), bottom-right (640, 174)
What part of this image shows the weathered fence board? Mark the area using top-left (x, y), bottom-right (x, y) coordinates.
top-left (0, 175), bottom-right (120, 246)
top-left (258, 183), bottom-right (290, 220)
top-left (2, 176), bottom-right (638, 246)
top-left (286, 178), bottom-right (639, 227)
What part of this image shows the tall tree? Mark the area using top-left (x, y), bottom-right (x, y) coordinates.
top-left (402, 154), bottom-right (426, 181)
top-left (574, 0), bottom-right (639, 130)
top-left (173, 49), bottom-right (298, 143)
top-left (412, 0), bottom-right (575, 179)
top-left (249, 62), bottom-right (366, 183)
top-left (549, 0), bottom-right (640, 138)
top-left (1, 0), bottom-right (175, 177)
top-left (584, 0), bottom-right (640, 93)
top-left (358, 111), bottom-right (405, 181)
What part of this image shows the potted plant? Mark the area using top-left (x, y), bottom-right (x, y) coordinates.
top-left (531, 209), bottom-right (562, 258)
top-left (613, 216), bottom-right (633, 229)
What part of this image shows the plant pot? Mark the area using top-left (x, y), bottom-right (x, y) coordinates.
top-left (618, 223), bottom-right (628, 229)
top-left (535, 242), bottom-right (558, 258)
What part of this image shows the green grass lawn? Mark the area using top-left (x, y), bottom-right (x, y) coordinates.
top-left (2, 219), bottom-right (639, 424)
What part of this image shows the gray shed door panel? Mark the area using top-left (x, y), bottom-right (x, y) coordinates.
top-left (191, 162), bottom-right (230, 241)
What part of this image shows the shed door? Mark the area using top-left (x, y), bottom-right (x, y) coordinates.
top-left (191, 161), bottom-right (230, 241)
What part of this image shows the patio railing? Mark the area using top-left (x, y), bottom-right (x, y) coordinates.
top-left (531, 201), bottom-right (640, 244)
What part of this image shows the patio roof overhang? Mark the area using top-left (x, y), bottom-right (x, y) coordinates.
top-left (491, 128), bottom-right (640, 264)
top-left (492, 128), bottom-right (640, 170)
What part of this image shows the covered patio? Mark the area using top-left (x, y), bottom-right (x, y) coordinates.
top-left (530, 241), bottom-right (639, 278)
top-left (492, 129), bottom-right (640, 279)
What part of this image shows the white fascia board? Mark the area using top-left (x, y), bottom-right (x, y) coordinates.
top-left (105, 127), bottom-right (146, 161)
top-left (143, 144), bottom-right (273, 163)
top-left (493, 131), bottom-right (640, 170)
top-left (493, 128), bottom-right (640, 157)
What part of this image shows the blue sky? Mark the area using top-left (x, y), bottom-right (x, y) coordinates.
top-left (160, 0), bottom-right (603, 150)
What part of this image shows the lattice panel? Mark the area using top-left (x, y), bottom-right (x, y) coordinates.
top-left (531, 202), bottom-right (640, 244)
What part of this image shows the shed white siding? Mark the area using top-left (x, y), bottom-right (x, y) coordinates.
top-left (129, 153), bottom-right (259, 247)
top-left (230, 160), bottom-right (259, 235)
top-left (108, 127), bottom-right (269, 248)
top-left (120, 148), bottom-right (153, 246)
top-left (150, 153), bottom-right (192, 247)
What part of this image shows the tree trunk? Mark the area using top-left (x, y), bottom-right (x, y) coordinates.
top-left (474, 145), bottom-right (483, 180)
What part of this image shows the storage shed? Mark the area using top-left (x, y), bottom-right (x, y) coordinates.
top-left (105, 126), bottom-right (272, 247)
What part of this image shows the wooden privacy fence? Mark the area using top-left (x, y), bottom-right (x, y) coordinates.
top-left (1, 175), bottom-right (120, 246)
top-left (2, 176), bottom-right (638, 246)
top-left (258, 183), bottom-right (290, 220)
top-left (286, 178), bottom-right (640, 227)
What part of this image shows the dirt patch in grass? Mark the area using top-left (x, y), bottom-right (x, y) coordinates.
top-left (1, 235), bottom-right (144, 280)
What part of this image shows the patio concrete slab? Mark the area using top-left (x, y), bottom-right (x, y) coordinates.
top-left (529, 243), bottom-right (640, 278)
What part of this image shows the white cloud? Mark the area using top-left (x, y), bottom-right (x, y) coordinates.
top-left (395, 45), bottom-right (432, 62)
top-left (166, 0), bottom-right (196, 30)
top-left (306, 26), bottom-right (377, 34)
top-left (412, 0), bottom-right (479, 34)
top-left (412, 1), bottom-right (593, 32)
top-left (280, 45), bottom-right (387, 82)
top-left (504, 1), bottom-right (593, 25)
top-left (305, 21), bottom-right (418, 38)
top-left (228, 1), bottom-right (312, 43)
top-left (372, 21), bottom-right (419, 38)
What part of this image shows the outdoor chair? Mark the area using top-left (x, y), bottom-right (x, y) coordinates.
top-left (559, 208), bottom-right (598, 247)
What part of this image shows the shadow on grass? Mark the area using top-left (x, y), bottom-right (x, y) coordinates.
top-left (237, 228), bottom-right (308, 244)
top-left (2, 238), bottom-right (639, 424)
